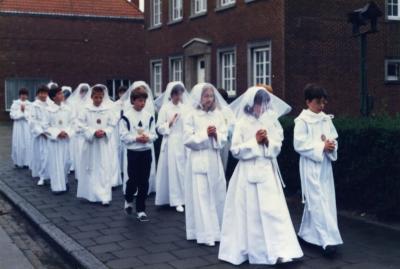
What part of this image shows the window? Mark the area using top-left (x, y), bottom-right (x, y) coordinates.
top-left (170, 0), bottom-right (183, 21)
top-left (152, 0), bottom-right (162, 27)
top-left (170, 57), bottom-right (183, 82)
top-left (192, 0), bottom-right (207, 15)
top-left (218, 50), bottom-right (236, 96)
top-left (388, 0), bottom-right (400, 20)
top-left (151, 60), bottom-right (163, 96)
top-left (220, 0), bottom-right (235, 7)
top-left (249, 42), bottom-right (272, 86)
top-left (385, 59), bottom-right (400, 82)
top-left (106, 79), bottom-right (132, 100)
top-left (4, 78), bottom-right (50, 111)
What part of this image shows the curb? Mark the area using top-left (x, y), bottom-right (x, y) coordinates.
top-left (0, 180), bottom-right (108, 269)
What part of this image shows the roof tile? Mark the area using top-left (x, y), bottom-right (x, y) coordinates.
top-left (0, 0), bottom-right (143, 19)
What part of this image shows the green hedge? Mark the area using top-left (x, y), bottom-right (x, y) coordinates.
top-left (278, 116), bottom-right (400, 221)
top-left (153, 115), bottom-right (400, 220)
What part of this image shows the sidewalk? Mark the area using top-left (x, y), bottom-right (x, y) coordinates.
top-left (0, 224), bottom-right (34, 269)
top-left (1, 124), bottom-right (400, 269)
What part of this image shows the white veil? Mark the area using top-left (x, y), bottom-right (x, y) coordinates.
top-left (230, 86), bottom-right (291, 120)
top-left (62, 86), bottom-right (72, 93)
top-left (120, 81), bottom-right (155, 116)
top-left (159, 81), bottom-right (192, 108)
top-left (47, 81), bottom-right (59, 89)
top-left (61, 86), bottom-right (72, 100)
top-left (67, 83), bottom-right (91, 107)
top-left (189, 83), bottom-right (229, 111)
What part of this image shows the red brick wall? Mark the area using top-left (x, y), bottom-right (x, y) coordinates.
top-left (285, 0), bottom-right (400, 116)
top-left (143, 0), bottom-right (286, 99)
top-left (0, 14), bottom-right (145, 120)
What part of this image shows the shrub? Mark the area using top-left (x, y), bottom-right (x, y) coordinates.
top-left (277, 115), bottom-right (400, 221)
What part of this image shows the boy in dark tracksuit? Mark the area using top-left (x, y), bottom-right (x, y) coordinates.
top-left (120, 86), bottom-right (157, 222)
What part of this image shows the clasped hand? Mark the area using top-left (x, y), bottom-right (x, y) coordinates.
top-left (207, 126), bottom-right (217, 139)
top-left (256, 129), bottom-right (269, 145)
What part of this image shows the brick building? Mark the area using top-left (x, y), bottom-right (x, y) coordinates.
top-left (0, 0), bottom-right (144, 120)
top-left (143, 0), bottom-right (400, 116)
top-left (1, 0), bottom-right (399, 118)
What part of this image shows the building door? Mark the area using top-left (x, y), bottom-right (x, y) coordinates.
top-left (197, 57), bottom-right (206, 83)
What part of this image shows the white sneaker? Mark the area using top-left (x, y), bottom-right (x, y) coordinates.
top-left (124, 201), bottom-right (133, 209)
top-left (137, 212), bottom-right (149, 222)
top-left (124, 201), bottom-right (133, 215)
top-left (176, 205), bottom-right (184, 213)
top-left (205, 242), bottom-right (215, 247)
top-left (37, 178), bottom-right (45, 186)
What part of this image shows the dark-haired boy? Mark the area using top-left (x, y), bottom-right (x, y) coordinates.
top-left (293, 83), bottom-right (343, 255)
top-left (77, 85), bottom-right (115, 206)
top-left (30, 85), bottom-right (51, 185)
top-left (46, 86), bottom-right (74, 193)
top-left (10, 88), bottom-right (32, 168)
top-left (120, 86), bottom-right (157, 221)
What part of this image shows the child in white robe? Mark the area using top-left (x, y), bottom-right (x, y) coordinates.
top-left (62, 86), bottom-right (72, 102)
top-left (184, 83), bottom-right (228, 247)
top-left (77, 85), bottom-right (116, 206)
top-left (67, 83), bottom-right (91, 181)
top-left (10, 88), bottom-right (32, 168)
top-left (216, 88), bottom-right (236, 173)
top-left (155, 82), bottom-right (191, 212)
top-left (30, 85), bottom-right (51, 185)
top-left (218, 86), bottom-right (303, 265)
top-left (114, 86), bottom-right (128, 180)
top-left (294, 83), bottom-right (343, 255)
top-left (45, 87), bottom-right (74, 193)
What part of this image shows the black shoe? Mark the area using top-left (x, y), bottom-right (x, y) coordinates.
top-left (323, 245), bottom-right (338, 257)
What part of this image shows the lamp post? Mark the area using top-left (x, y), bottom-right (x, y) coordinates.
top-left (348, 1), bottom-right (382, 117)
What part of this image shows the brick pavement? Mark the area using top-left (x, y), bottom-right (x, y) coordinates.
top-left (1, 124), bottom-right (400, 269)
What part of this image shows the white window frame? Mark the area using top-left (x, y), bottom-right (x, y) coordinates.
top-left (385, 59), bottom-right (400, 82)
top-left (151, 60), bottom-right (163, 96)
top-left (170, 0), bottom-right (183, 21)
top-left (387, 0), bottom-right (400, 20)
top-left (106, 79), bottom-right (132, 100)
top-left (192, 0), bottom-right (207, 15)
top-left (248, 41), bottom-right (272, 86)
top-left (4, 78), bottom-right (50, 111)
top-left (152, 0), bottom-right (162, 27)
top-left (220, 0), bottom-right (235, 7)
top-left (217, 48), bottom-right (236, 96)
top-left (169, 56), bottom-right (184, 82)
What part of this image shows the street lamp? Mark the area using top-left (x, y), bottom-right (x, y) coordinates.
top-left (348, 1), bottom-right (383, 117)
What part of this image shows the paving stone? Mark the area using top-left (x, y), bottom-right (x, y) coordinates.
top-left (79, 223), bottom-right (108, 232)
top-left (168, 257), bottom-right (211, 269)
top-left (70, 230), bottom-right (103, 240)
top-left (89, 243), bottom-right (122, 254)
top-left (135, 264), bottom-right (175, 269)
top-left (95, 234), bottom-right (126, 244)
top-left (170, 247), bottom-right (209, 259)
top-left (137, 252), bottom-right (177, 264)
top-left (112, 247), bottom-right (148, 258)
top-left (1, 125), bottom-right (400, 269)
top-left (107, 257), bottom-right (144, 269)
